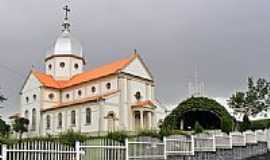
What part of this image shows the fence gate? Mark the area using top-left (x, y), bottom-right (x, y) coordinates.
top-left (79, 138), bottom-right (126, 160)
top-left (127, 137), bottom-right (165, 160)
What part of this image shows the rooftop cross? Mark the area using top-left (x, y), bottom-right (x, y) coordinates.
top-left (62, 3), bottom-right (71, 32)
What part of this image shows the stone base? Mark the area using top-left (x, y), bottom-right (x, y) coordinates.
top-left (167, 142), bottom-right (268, 160)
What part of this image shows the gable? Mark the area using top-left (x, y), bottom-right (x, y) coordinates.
top-left (21, 72), bottom-right (42, 93)
top-left (122, 56), bottom-right (153, 80)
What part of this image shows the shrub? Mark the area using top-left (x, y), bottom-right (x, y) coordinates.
top-left (137, 129), bottom-right (160, 139)
top-left (194, 122), bottom-right (204, 134)
top-left (58, 130), bottom-right (88, 146)
top-left (107, 131), bottom-right (129, 143)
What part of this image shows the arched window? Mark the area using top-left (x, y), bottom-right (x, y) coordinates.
top-left (24, 110), bottom-right (29, 119)
top-left (26, 97), bottom-right (29, 103)
top-left (66, 94), bottom-right (70, 99)
top-left (134, 91), bottom-right (142, 100)
top-left (86, 108), bottom-right (91, 124)
top-left (48, 64), bottom-right (52, 70)
top-left (46, 115), bottom-right (51, 130)
top-left (33, 94), bottom-right (37, 101)
top-left (58, 113), bottom-right (62, 128)
top-left (71, 110), bottom-right (76, 126)
top-left (107, 112), bottom-right (116, 132)
top-left (91, 86), bottom-right (96, 93)
top-left (106, 83), bottom-right (111, 90)
top-left (78, 90), bottom-right (82, 96)
top-left (32, 108), bottom-right (36, 131)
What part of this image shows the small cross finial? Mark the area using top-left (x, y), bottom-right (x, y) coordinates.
top-left (134, 49), bottom-right (137, 54)
top-left (62, 2), bottom-right (71, 32)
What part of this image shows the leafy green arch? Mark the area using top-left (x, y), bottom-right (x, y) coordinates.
top-left (163, 97), bottom-right (235, 133)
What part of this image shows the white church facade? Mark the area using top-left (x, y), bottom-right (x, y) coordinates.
top-left (18, 5), bottom-right (163, 137)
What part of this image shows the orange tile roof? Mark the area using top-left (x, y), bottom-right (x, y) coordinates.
top-left (32, 53), bottom-right (137, 89)
top-left (42, 90), bottom-right (119, 112)
top-left (131, 100), bottom-right (156, 109)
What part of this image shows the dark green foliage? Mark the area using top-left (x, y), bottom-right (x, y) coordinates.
top-left (163, 97), bottom-right (234, 132)
top-left (107, 131), bottom-right (129, 143)
top-left (137, 130), bottom-right (160, 139)
top-left (0, 119), bottom-right (10, 137)
top-left (248, 119), bottom-right (270, 131)
top-left (58, 130), bottom-right (88, 146)
top-left (239, 114), bottom-right (251, 132)
top-left (194, 122), bottom-right (204, 134)
top-left (12, 117), bottom-right (29, 140)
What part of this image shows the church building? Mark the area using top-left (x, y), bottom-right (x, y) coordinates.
top-left (18, 4), bottom-right (163, 137)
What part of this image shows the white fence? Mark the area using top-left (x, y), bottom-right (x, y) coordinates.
top-left (194, 133), bottom-right (216, 152)
top-left (165, 135), bottom-right (194, 155)
top-left (0, 141), bottom-right (78, 160)
top-left (244, 131), bottom-right (257, 144)
top-left (0, 129), bottom-right (270, 160)
top-left (230, 132), bottom-right (246, 147)
top-left (214, 133), bottom-right (232, 149)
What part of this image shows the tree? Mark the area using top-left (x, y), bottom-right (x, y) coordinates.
top-left (0, 119), bottom-right (10, 137)
top-left (0, 90), bottom-right (7, 103)
top-left (13, 117), bottom-right (29, 140)
top-left (229, 77), bottom-right (270, 117)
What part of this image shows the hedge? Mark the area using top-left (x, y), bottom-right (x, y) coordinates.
top-left (162, 97), bottom-right (235, 133)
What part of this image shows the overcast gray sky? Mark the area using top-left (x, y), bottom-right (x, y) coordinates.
top-left (1, 0), bottom-right (270, 117)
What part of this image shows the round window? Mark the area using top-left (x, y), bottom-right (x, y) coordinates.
top-left (74, 63), bottom-right (79, 69)
top-left (48, 93), bottom-right (55, 100)
top-left (60, 62), bottom-right (65, 68)
top-left (66, 94), bottom-right (70, 99)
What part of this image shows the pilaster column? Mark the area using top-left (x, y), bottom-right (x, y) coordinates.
top-left (140, 110), bottom-right (144, 129)
top-left (148, 112), bottom-right (152, 129)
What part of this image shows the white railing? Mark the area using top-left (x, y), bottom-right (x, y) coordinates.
top-left (194, 134), bottom-right (216, 152)
top-left (230, 132), bottom-right (246, 147)
top-left (127, 137), bottom-right (165, 160)
top-left (0, 129), bottom-right (269, 160)
top-left (79, 138), bottom-right (126, 160)
top-left (0, 141), bottom-right (78, 160)
top-left (214, 133), bottom-right (232, 149)
top-left (244, 130), bottom-right (257, 144)
top-left (255, 130), bottom-right (267, 142)
top-left (165, 135), bottom-right (194, 155)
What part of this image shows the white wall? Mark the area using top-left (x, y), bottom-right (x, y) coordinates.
top-left (20, 73), bottom-right (42, 136)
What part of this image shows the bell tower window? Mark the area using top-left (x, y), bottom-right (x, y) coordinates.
top-left (60, 62), bottom-right (65, 68)
top-left (74, 63), bottom-right (79, 69)
top-left (48, 64), bottom-right (52, 70)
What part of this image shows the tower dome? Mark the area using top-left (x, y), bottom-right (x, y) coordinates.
top-left (47, 30), bottom-right (83, 58)
top-left (45, 3), bottom-right (85, 80)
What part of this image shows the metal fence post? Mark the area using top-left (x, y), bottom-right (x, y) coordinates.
top-left (191, 135), bottom-right (195, 155)
top-left (163, 137), bottom-right (167, 160)
top-left (2, 144), bottom-right (7, 160)
top-left (75, 141), bottom-right (80, 160)
top-left (213, 135), bottom-right (216, 152)
top-left (125, 138), bottom-right (129, 160)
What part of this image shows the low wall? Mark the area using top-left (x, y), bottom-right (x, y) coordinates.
top-left (167, 142), bottom-right (268, 160)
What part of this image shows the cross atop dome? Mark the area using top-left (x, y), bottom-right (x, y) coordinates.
top-left (62, 3), bottom-right (71, 32)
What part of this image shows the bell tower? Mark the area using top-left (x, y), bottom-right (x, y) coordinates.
top-left (45, 2), bottom-right (85, 80)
